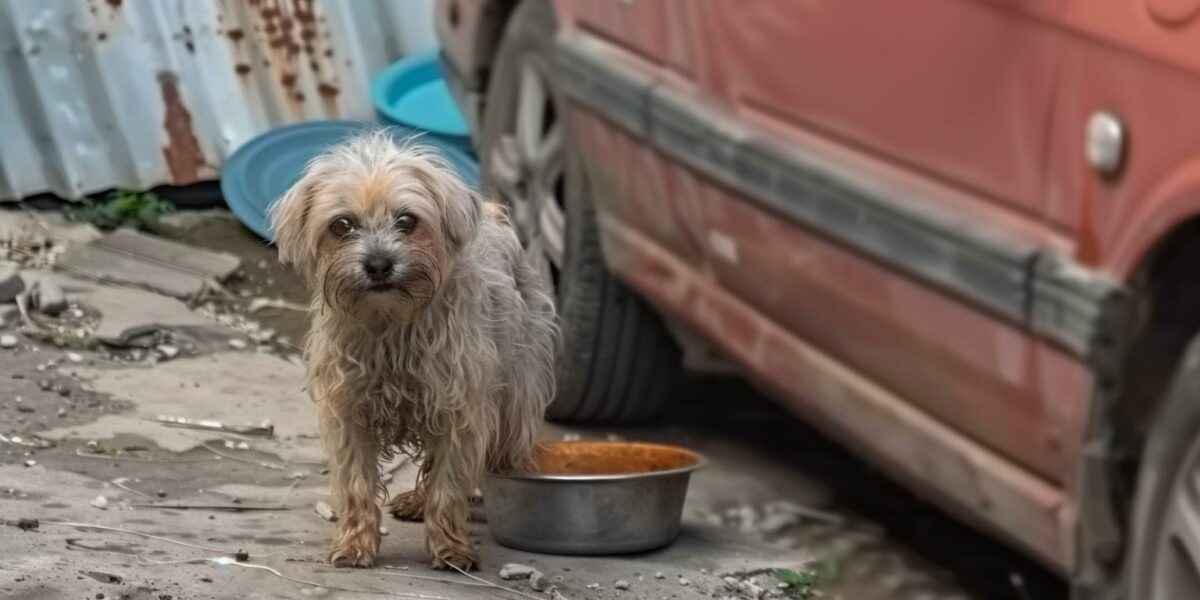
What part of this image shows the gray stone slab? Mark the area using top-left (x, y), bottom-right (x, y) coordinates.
top-left (56, 228), bottom-right (240, 299)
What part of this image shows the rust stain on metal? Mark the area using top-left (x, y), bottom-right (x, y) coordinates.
top-left (157, 72), bottom-right (205, 184)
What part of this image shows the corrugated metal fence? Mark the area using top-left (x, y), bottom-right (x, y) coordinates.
top-left (0, 0), bottom-right (435, 201)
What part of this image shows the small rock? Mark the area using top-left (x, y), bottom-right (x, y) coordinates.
top-left (678, 577), bottom-right (690, 586)
top-left (314, 501), bottom-right (337, 522)
top-left (235, 441), bottom-right (250, 450)
top-left (586, 583), bottom-right (601, 590)
top-left (614, 579), bottom-right (630, 591)
top-left (0, 334), bottom-right (16, 349)
top-left (529, 570), bottom-right (549, 592)
top-left (56, 408), bottom-right (66, 417)
top-left (16, 406), bottom-right (33, 414)
top-left (156, 344), bottom-right (179, 360)
top-left (654, 572), bottom-right (665, 580)
top-left (156, 489), bottom-right (167, 498)
top-left (23, 460), bottom-right (36, 467)
top-left (724, 577), bottom-right (740, 590)
top-left (66, 352), bottom-right (82, 363)
top-left (36, 379), bottom-right (50, 391)
top-left (29, 281), bottom-right (67, 316)
top-left (379, 526), bottom-right (388, 536)
top-left (91, 495), bottom-right (108, 509)
top-left (499, 563), bottom-right (536, 580)
top-left (0, 268), bottom-right (25, 303)
top-left (227, 338), bottom-right (248, 350)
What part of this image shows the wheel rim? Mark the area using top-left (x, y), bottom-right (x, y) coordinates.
top-left (487, 55), bottom-right (565, 294)
top-left (1145, 434), bottom-right (1200, 598)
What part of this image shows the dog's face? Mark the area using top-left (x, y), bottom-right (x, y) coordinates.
top-left (269, 133), bottom-right (481, 316)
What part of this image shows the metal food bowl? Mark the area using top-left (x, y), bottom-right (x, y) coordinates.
top-left (483, 441), bottom-right (706, 555)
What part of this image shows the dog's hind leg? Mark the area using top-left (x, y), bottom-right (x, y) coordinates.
top-left (423, 425), bottom-right (485, 571)
top-left (387, 466), bottom-right (428, 521)
top-left (320, 403), bottom-right (382, 568)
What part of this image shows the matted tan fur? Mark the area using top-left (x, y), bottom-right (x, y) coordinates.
top-left (270, 131), bottom-right (557, 570)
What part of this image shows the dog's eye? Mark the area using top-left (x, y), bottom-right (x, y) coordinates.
top-left (329, 217), bottom-right (357, 238)
top-left (394, 213), bottom-right (418, 234)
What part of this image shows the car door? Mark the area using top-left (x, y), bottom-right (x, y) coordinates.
top-left (680, 0), bottom-right (1073, 479)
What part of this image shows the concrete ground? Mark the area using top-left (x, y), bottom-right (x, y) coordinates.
top-left (0, 208), bottom-right (1063, 600)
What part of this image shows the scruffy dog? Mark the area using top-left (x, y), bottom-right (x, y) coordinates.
top-left (270, 132), bottom-right (557, 570)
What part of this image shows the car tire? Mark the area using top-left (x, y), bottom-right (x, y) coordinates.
top-left (1123, 333), bottom-right (1200, 599)
top-left (479, 0), bottom-right (679, 423)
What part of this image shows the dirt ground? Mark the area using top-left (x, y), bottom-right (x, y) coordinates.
top-left (0, 207), bottom-right (1063, 600)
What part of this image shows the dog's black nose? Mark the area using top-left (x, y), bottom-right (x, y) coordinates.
top-left (363, 256), bottom-right (394, 281)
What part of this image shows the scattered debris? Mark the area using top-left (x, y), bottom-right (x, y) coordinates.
top-left (528, 569), bottom-right (549, 592)
top-left (91, 496), bottom-right (109, 509)
top-left (57, 228), bottom-right (239, 299)
top-left (614, 579), bottom-right (630, 590)
top-left (314, 501), bottom-right (337, 522)
top-left (0, 333), bottom-right (16, 348)
top-left (499, 563), bottom-right (536, 580)
top-left (152, 415), bottom-right (274, 437)
top-left (0, 433), bottom-right (55, 449)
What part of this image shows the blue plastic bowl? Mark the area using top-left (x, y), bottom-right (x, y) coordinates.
top-left (220, 120), bottom-right (480, 241)
top-left (371, 50), bottom-right (470, 139)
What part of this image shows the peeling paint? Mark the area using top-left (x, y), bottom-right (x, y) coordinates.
top-left (157, 72), bottom-right (205, 184)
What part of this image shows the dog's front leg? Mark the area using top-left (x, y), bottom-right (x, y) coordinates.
top-left (423, 425), bottom-right (485, 570)
top-left (320, 403), bottom-right (381, 568)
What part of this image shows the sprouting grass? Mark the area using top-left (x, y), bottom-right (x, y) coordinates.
top-left (74, 189), bottom-right (175, 230)
top-left (773, 566), bottom-right (825, 599)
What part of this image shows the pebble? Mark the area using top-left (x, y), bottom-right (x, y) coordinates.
top-left (614, 579), bottom-right (630, 591)
top-left (227, 338), bottom-right (248, 350)
top-left (314, 501), bottom-right (337, 522)
top-left (0, 334), bottom-right (16, 349)
top-left (56, 408), bottom-right (67, 417)
top-left (66, 352), bottom-right (82, 363)
top-left (586, 583), bottom-right (601, 590)
top-left (16, 405), bottom-right (33, 414)
top-left (529, 570), bottom-right (549, 592)
top-left (499, 563), bottom-right (536, 580)
top-left (91, 495), bottom-right (108, 509)
top-left (32, 281), bottom-right (67, 316)
top-left (654, 572), bottom-right (665, 579)
top-left (678, 577), bottom-right (690, 586)
top-left (23, 460), bottom-right (36, 467)
top-left (157, 344), bottom-right (179, 360)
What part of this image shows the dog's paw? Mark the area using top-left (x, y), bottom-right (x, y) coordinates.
top-left (387, 489), bottom-right (425, 521)
top-left (430, 546), bottom-right (478, 572)
top-left (328, 541), bottom-right (377, 568)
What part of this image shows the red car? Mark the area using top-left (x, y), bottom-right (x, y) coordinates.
top-left (438, 1), bottom-right (1200, 597)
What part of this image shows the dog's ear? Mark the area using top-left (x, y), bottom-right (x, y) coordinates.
top-left (268, 172), bottom-right (318, 269)
top-left (413, 161), bottom-right (482, 253)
